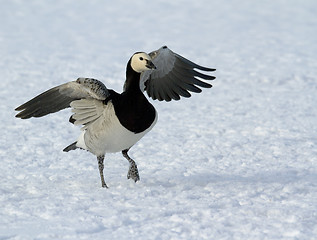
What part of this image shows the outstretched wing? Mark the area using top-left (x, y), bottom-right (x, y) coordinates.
top-left (140, 46), bottom-right (216, 101)
top-left (15, 78), bottom-right (110, 119)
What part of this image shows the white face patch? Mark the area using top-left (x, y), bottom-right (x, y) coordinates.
top-left (131, 52), bottom-right (152, 73)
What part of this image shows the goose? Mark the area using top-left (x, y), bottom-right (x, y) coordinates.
top-left (15, 46), bottom-right (216, 188)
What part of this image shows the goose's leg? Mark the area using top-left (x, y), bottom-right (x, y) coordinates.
top-left (122, 149), bottom-right (140, 182)
top-left (97, 155), bottom-right (108, 188)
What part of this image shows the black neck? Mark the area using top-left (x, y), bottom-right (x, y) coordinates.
top-left (124, 59), bottom-right (142, 94)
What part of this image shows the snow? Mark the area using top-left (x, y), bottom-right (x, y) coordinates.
top-left (1, 0), bottom-right (317, 239)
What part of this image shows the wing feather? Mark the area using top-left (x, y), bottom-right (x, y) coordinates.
top-left (15, 78), bottom-right (110, 119)
top-left (70, 99), bottom-right (106, 129)
top-left (168, 71), bottom-right (202, 93)
top-left (157, 75), bottom-right (181, 101)
top-left (171, 66), bottom-right (213, 89)
top-left (165, 76), bottom-right (190, 99)
top-left (141, 46), bottom-right (216, 101)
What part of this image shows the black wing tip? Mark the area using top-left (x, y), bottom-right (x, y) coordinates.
top-left (15, 105), bottom-right (26, 118)
top-left (69, 115), bottom-right (76, 124)
top-left (196, 67), bottom-right (216, 72)
top-left (195, 67), bottom-right (216, 72)
top-left (176, 53), bottom-right (216, 72)
top-left (15, 106), bottom-right (23, 111)
top-left (15, 110), bottom-right (29, 119)
top-left (15, 112), bottom-right (40, 119)
top-left (150, 85), bottom-right (216, 101)
top-left (15, 113), bottom-right (23, 119)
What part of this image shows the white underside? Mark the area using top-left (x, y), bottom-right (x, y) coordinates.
top-left (75, 102), bottom-right (157, 156)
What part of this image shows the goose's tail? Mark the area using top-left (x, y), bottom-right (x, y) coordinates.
top-left (63, 142), bottom-right (78, 152)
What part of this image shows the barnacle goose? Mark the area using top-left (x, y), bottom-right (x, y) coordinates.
top-left (15, 46), bottom-right (216, 188)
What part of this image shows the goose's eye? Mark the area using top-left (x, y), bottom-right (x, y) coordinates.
top-left (139, 57), bottom-right (144, 61)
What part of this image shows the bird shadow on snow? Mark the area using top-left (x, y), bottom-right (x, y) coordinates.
top-left (141, 169), bottom-right (316, 190)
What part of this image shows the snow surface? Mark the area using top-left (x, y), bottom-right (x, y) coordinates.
top-left (1, 0), bottom-right (317, 239)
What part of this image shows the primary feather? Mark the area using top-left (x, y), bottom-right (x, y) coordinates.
top-left (138, 46), bottom-right (216, 101)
